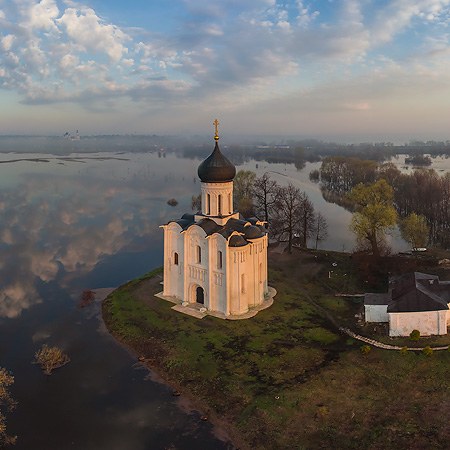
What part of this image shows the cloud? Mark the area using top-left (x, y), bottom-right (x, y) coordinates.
top-left (1, 0), bottom-right (450, 133)
top-left (58, 7), bottom-right (129, 62)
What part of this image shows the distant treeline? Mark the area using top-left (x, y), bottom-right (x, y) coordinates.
top-left (316, 156), bottom-right (450, 248)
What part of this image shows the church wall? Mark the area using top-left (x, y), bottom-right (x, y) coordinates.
top-left (389, 310), bottom-right (448, 336)
top-left (163, 223), bottom-right (185, 299)
top-left (228, 246), bottom-right (250, 315)
top-left (185, 226), bottom-right (209, 306)
top-left (208, 235), bottom-right (228, 314)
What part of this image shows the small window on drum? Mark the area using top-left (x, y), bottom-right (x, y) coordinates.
top-left (218, 250), bottom-right (223, 269)
top-left (174, 252), bottom-right (179, 265)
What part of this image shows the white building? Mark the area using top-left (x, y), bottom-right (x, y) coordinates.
top-left (160, 124), bottom-right (271, 318)
top-left (364, 272), bottom-right (450, 336)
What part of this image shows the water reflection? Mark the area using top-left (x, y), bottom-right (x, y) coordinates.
top-left (0, 153), bottom-right (200, 318)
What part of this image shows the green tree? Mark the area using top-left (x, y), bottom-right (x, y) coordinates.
top-left (348, 179), bottom-right (397, 257)
top-left (400, 213), bottom-right (429, 249)
top-left (0, 368), bottom-right (17, 447)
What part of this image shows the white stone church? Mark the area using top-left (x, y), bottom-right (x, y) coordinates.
top-left (159, 122), bottom-right (273, 318)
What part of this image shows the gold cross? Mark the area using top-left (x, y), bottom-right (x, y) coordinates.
top-left (213, 119), bottom-right (219, 141)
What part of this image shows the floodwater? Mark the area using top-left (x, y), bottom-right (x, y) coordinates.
top-left (0, 147), bottom-right (447, 449)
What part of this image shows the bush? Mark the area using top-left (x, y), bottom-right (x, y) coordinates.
top-left (34, 345), bottom-right (70, 375)
top-left (360, 345), bottom-right (371, 355)
top-left (400, 346), bottom-right (408, 354)
top-left (409, 329), bottom-right (420, 341)
top-left (422, 346), bottom-right (433, 357)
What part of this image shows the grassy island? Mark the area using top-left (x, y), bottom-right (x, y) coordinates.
top-left (103, 249), bottom-right (450, 450)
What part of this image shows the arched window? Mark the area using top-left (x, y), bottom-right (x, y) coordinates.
top-left (174, 252), bottom-right (179, 265)
top-left (228, 193), bottom-right (232, 214)
top-left (207, 194), bottom-right (211, 215)
top-left (259, 263), bottom-right (262, 283)
top-left (241, 273), bottom-right (246, 293)
top-left (218, 194), bottom-right (222, 216)
top-left (217, 250), bottom-right (223, 269)
top-left (197, 245), bottom-right (202, 264)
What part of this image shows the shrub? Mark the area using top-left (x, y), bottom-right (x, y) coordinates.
top-left (422, 346), bottom-right (433, 357)
top-left (34, 345), bottom-right (70, 375)
top-left (400, 346), bottom-right (408, 354)
top-left (360, 345), bottom-right (371, 355)
top-left (409, 329), bottom-right (420, 341)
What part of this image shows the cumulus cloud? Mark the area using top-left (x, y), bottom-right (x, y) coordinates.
top-left (0, 0), bottom-right (450, 127)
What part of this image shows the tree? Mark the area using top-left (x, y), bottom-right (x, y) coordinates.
top-left (0, 368), bottom-right (17, 447)
top-left (400, 213), bottom-right (429, 249)
top-left (270, 184), bottom-right (314, 253)
top-left (253, 173), bottom-right (279, 224)
top-left (314, 212), bottom-right (328, 249)
top-left (348, 179), bottom-right (397, 257)
top-left (233, 170), bottom-right (256, 216)
top-left (298, 195), bottom-right (315, 248)
top-left (191, 194), bottom-right (201, 212)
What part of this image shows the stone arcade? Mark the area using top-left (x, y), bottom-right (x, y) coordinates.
top-left (159, 121), bottom-right (274, 318)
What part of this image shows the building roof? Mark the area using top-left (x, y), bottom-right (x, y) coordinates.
top-left (364, 293), bottom-right (391, 306)
top-left (387, 272), bottom-right (450, 313)
top-left (197, 141), bottom-right (236, 183)
top-left (166, 215), bottom-right (265, 247)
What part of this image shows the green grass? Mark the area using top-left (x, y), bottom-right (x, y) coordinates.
top-left (103, 251), bottom-right (450, 450)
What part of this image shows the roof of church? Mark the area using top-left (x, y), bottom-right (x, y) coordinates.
top-left (166, 215), bottom-right (265, 247)
top-left (197, 141), bottom-right (236, 183)
top-left (386, 272), bottom-right (449, 313)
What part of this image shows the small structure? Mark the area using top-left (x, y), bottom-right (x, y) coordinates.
top-left (364, 272), bottom-right (450, 336)
top-left (159, 120), bottom-right (272, 318)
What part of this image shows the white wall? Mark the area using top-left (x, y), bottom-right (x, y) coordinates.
top-left (365, 304), bottom-right (389, 323)
top-left (389, 310), bottom-right (448, 336)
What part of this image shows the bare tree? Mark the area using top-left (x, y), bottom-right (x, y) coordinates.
top-left (314, 212), bottom-right (328, 249)
top-left (253, 173), bottom-right (278, 223)
top-left (298, 194), bottom-right (315, 248)
top-left (233, 170), bottom-right (256, 216)
top-left (271, 184), bottom-right (314, 253)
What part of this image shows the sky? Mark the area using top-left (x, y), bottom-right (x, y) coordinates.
top-left (1, 0), bottom-right (450, 142)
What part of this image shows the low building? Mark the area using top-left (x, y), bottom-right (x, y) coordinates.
top-left (364, 272), bottom-right (450, 336)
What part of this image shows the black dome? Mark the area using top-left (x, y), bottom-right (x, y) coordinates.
top-left (198, 142), bottom-right (236, 183)
top-left (244, 225), bottom-right (263, 239)
top-left (228, 235), bottom-right (248, 247)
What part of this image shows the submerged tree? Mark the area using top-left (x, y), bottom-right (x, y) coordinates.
top-left (348, 179), bottom-right (397, 257)
top-left (0, 368), bottom-right (17, 447)
top-left (191, 194), bottom-right (201, 212)
top-left (314, 212), bottom-right (329, 249)
top-left (34, 345), bottom-right (70, 375)
top-left (400, 213), bottom-right (429, 249)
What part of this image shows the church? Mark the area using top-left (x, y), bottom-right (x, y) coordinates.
top-left (159, 121), bottom-right (272, 318)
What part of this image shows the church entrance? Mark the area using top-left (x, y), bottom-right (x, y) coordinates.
top-left (196, 286), bottom-right (205, 304)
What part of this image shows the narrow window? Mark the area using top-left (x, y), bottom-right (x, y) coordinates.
top-left (207, 194), bottom-right (211, 215)
top-left (218, 194), bottom-right (222, 216)
top-left (174, 252), bottom-right (179, 265)
top-left (197, 245), bottom-right (202, 264)
top-left (259, 263), bottom-right (262, 283)
top-left (241, 273), bottom-right (245, 293)
top-left (228, 193), bottom-right (232, 214)
top-left (217, 250), bottom-right (223, 269)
